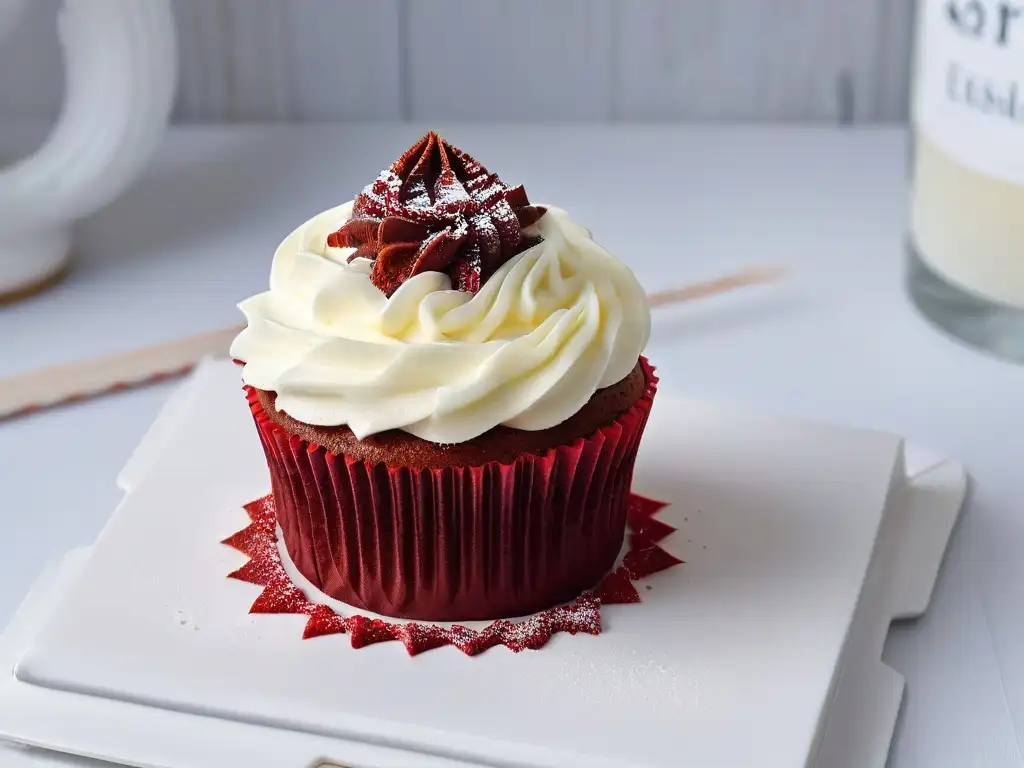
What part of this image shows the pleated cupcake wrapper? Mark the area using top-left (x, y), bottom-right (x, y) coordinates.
top-left (222, 487), bottom-right (681, 655)
top-left (245, 357), bottom-right (658, 622)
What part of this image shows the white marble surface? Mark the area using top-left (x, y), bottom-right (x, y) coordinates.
top-left (0, 123), bottom-right (1022, 766)
top-left (0, 0), bottom-right (913, 123)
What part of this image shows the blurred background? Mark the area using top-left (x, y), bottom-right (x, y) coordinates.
top-left (0, 0), bottom-right (914, 124)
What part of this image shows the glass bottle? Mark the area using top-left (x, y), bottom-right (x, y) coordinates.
top-left (906, 0), bottom-right (1024, 361)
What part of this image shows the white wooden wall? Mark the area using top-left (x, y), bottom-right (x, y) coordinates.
top-left (0, 0), bottom-right (916, 123)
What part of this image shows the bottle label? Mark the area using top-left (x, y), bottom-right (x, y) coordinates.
top-left (915, 0), bottom-right (1024, 185)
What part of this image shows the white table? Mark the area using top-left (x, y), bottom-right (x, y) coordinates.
top-left (2, 123), bottom-right (1022, 767)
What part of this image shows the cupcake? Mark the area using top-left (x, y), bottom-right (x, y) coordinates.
top-left (231, 132), bottom-right (655, 621)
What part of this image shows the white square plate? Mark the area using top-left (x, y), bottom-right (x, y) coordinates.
top-left (0, 361), bottom-right (966, 768)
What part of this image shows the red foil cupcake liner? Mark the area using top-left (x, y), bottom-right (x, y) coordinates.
top-left (245, 358), bottom-right (658, 622)
top-left (222, 490), bottom-right (681, 656)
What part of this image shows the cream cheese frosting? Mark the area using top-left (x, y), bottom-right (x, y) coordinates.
top-left (231, 202), bottom-right (650, 444)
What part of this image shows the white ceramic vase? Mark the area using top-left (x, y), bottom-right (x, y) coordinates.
top-left (0, 0), bottom-right (177, 299)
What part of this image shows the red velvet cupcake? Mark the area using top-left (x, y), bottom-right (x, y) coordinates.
top-left (231, 132), bottom-right (654, 621)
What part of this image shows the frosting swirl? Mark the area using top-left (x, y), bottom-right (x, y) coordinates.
top-left (231, 203), bottom-right (651, 444)
top-left (329, 132), bottom-right (545, 296)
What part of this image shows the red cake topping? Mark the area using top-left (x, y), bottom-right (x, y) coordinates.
top-left (327, 131), bottom-right (546, 296)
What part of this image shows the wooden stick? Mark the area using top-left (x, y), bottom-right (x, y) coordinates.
top-left (0, 326), bottom-right (241, 420)
top-left (0, 265), bottom-right (785, 422)
top-left (647, 265), bottom-right (788, 307)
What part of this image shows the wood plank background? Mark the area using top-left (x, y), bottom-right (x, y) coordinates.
top-left (0, 0), bottom-right (916, 124)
